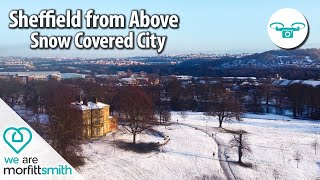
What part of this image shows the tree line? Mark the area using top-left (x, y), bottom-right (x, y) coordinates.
top-left (1, 76), bottom-right (320, 165)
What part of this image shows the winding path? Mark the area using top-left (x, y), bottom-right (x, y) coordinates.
top-left (176, 123), bottom-right (237, 180)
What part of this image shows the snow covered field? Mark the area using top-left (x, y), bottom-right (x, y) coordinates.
top-left (79, 112), bottom-right (320, 180)
top-left (172, 112), bottom-right (320, 180)
top-left (79, 124), bottom-right (225, 180)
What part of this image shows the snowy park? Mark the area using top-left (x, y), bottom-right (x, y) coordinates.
top-left (79, 112), bottom-right (320, 180)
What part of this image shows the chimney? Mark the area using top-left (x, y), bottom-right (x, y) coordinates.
top-left (76, 95), bottom-right (82, 103)
top-left (83, 97), bottom-right (88, 106)
top-left (92, 96), bottom-right (98, 104)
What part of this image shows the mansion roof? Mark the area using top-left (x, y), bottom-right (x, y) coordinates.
top-left (71, 101), bottom-right (110, 111)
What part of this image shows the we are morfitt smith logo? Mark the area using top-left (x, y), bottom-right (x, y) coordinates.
top-left (268, 8), bottom-right (309, 49)
top-left (3, 127), bottom-right (32, 154)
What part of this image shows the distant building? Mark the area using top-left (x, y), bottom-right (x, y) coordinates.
top-left (71, 97), bottom-right (117, 138)
top-left (170, 75), bottom-right (193, 86)
top-left (0, 71), bottom-right (61, 84)
top-left (120, 77), bottom-right (137, 85)
top-left (174, 75), bottom-right (193, 81)
top-left (222, 77), bottom-right (257, 82)
top-left (117, 71), bottom-right (127, 77)
top-left (61, 73), bottom-right (86, 79)
top-left (272, 79), bottom-right (320, 87)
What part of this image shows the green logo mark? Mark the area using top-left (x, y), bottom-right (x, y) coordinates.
top-left (3, 127), bottom-right (32, 154)
top-left (270, 22), bottom-right (306, 38)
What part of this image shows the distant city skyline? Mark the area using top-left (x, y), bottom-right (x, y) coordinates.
top-left (1, 0), bottom-right (320, 58)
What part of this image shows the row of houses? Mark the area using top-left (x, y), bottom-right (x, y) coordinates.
top-left (0, 71), bottom-right (61, 84)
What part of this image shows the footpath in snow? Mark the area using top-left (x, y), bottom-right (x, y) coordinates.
top-left (79, 111), bottom-right (320, 180)
top-left (172, 111), bottom-right (320, 180)
top-left (80, 123), bottom-right (227, 180)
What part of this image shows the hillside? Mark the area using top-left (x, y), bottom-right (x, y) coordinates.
top-left (173, 49), bottom-right (320, 78)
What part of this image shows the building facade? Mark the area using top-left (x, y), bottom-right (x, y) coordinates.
top-left (0, 71), bottom-right (61, 84)
top-left (71, 98), bottom-right (117, 138)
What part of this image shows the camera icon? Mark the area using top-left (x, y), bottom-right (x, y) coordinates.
top-left (270, 22), bottom-right (305, 39)
top-left (282, 30), bottom-right (294, 38)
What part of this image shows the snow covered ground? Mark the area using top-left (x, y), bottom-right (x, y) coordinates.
top-left (79, 112), bottom-right (320, 180)
top-left (12, 105), bottom-right (48, 123)
top-left (79, 124), bottom-right (225, 180)
top-left (172, 112), bottom-right (320, 180)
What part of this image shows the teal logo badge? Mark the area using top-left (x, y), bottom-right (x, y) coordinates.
top-left (3, 127), bottom-right (32, 154)
top-left (267, 8), bottom-right (309, 49)
top-left (270, 22), bottom-right (306, 38)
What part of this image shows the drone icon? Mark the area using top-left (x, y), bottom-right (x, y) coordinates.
top-left (270, 22), bottom-right (306, 38)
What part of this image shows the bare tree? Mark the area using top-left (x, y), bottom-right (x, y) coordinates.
top-left (0, 80), bottom-right (25, 107)
top-left (180, 111), bottom-right (187, 122)
top-left (293, 150), bottom-right (303, 168)
top-left (229, 133), bottom-right (251, 164)
top-left (163, 111), bottom-right (171, 129)
top-left (272, 169), bottom-right (281, 180)
top-left (195, 175), bottom-right (222, 180)
top-left (45, 82), bottom-right (84, 167)
top-left (206, 89), bottom-right (243, 128)
top-left (116, 86), bottom-right (156, 144)
top-left (311, 139), bottom-right (319, 155)
top-left (260, 78), bottom-right (275, 113)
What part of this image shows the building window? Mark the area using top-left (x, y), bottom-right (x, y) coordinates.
top-left (96, 128), bottom-right (100, 136)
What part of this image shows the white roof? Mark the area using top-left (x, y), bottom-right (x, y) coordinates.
top-left (71, 101), bottom-right (109, 111)
top-left (0, 71), bottom-right (61, 76)
top-left (279, 80), bottom-right (291, 86)
top-left (175, 75), bottom-right (193, 80)
top-left (272, 79), bottom-right (320, 87)
top-left (302, 80), bottom-right (320, 87)
top-left (120, 77), bottom-right (135, 82)
top-left (223, 77), bottom-right (257, 80)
